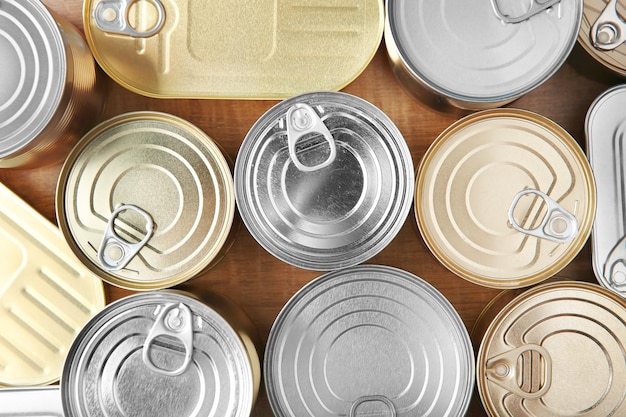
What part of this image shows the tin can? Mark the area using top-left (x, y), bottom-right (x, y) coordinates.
top-left (0, 386), bottom-right (63, 416)
top-left (234, 92), bottom-right (414, 271)
top-left (82, 0), bottom-right (383, 99)
top-left (415, 109), bottom-right (596, 288)
top-left (0, 182), bottom-right (105, 387)
top-left (585, 85), bottom-right (626, 296)
top-left (0, 0), bottom-right (105, 168)
top-left (579, 0), bottom-right (626, 77)
top-left (56, 111), bottom-right (236, 290)
top-left (61, 290), bottom-right (260, 417)
top-left (265, 265), bottom-right (475, 417)
top-left (385, 0), bottom-right (583, 112)
top-left (475, 281), bottom-right (626, 416)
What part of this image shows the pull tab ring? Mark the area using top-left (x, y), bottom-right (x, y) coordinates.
top-left (508, 189), bottom-right (578, 243)
top-left (93, 0), bottom-right (166, 38)
top-left (97, 204), bottom-right (155, 271)
top-left (603, 236), bottom-right (626, 292)
top-left (591, 0), bottom-right (626, 50)
top-left (142, 303), bottom-right (194, 377)
top-left (490, 0), bottom-right (561, 24)
top-left (286, 103), bottom-right (337, 172)
top-left (350, 396), bottom-right (396, 417)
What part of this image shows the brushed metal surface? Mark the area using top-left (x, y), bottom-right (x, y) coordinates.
top-left (0, 386), bottom-right (64, 416)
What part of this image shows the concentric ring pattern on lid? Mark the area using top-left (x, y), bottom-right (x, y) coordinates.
top-left (0, 0), bottom-right (65, 158)
top-left (265, 265), bottom-right (475, 417)
top-left (235, 91), bottom-right (414, 271)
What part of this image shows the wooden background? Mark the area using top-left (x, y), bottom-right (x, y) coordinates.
top-left (3, 1), bottom-right (620, 415)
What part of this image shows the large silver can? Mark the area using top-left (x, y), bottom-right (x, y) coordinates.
top-left (235, 92), bottom-right (414, 270)
top-left (265, 265), bottom-right (475, 417)
top-left (0, 0), bottom-right (105, 168)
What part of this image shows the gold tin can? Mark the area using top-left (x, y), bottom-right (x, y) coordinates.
top-left (82, 0), bottom-right (383, 99)
top-left (0, 182), bottom-right (105, 387)
top-left (0, 0), bottom-right (105, 168)
top-left (579, 0), bottom-right (626, 77)
top-left (56, 111), bottom-right (235, 291)
top-left (415, 109), bottom-right (596, 288)
top-left (475, 281), bottom-right (626, 416)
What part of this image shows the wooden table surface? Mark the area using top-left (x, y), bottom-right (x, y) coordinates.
top-left (3, 1), bottom-right (620, 415)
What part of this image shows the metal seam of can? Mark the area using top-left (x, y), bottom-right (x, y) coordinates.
top-left (415, 108), bottom-right (596, 289)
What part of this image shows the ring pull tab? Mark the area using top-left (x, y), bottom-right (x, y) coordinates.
top-left (350, 395), bottom-right (396, 417)
top-left (486, 344), bottom-right (552, 400)
top-left (142, 303), bottom-right (194, 377)
top-left (97, 204), bottom-right (155, 271)
top-left (490, 0), bottom-right (561, 24)
top-left (603, 236), bottom-right (626, 292)
top-left (591, 0), bottom-right (626, 50)
top-left (286, 103), bottom-right (337, 172)
top-left (93, 0), bottom-right (165, 38)
top-left (508, 189), bottom-right (578, 243)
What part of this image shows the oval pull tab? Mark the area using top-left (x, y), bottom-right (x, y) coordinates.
top-left (490, 0), bottom-right (561, 24)
top-left (485, 344), bottom-right (552, 399)
top-left (603, 236), bottom-right (626, 292)
top-left (97, 204), bottom-right (155, 271)
top-left (508, 189), bottom-right (578, 243)
top-left (93, 0), bottom-right (165, 38)
top-left (590, 0), bottom-right (626, 50)
top-left (350, 396), bottom-right (396, 417)
top-left (286, 103), bottom-right (337, 172)
top-left (142, 303), bottom-right (194, 377)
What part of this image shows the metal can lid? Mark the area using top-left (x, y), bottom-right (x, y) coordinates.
top-left (477, 281), bottom-right (626, 416)
top-left (416, 109), bottom-right (596, 288)
top-left (61, 291), bottom-right (257, 417)
top-left (0, 0), bottom-right (66, 158)
top-left (235, 92), bottom-right (414, 270)
top-left (585, 84), bottom-right (626, 295)
top-left (386, 0), bottom-right (582, 104)
top-left (56, 111), bottom-right (235, 290)
top-left (580, 0), bottom-right (626, 76)
top-left (0, 386), bottom-right (63, 416)
top-left (265, 265), bottom-right (475, 417)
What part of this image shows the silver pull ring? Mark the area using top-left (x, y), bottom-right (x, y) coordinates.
top-left (286, 103), bottom-right (337, 172)
top-left (350, 395), bottom-right (396, 417)
top-left (591, 0), bottom-right (626, 50)
top-left (508, 189), bottom-right (578, 243)
top-left (603, 236), bottom-right (626, 292)
top-left (93, 0), bottom-right (165, 38)
top-left (490, 0), bottom-right (561, 24)
top-left (98, 204), bottom-right (155, 271)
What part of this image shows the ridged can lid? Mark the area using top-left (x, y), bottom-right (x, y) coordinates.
top-left (265, 265), bottom-right (475, 417)
top-left (579, 0), bottom-right (626, 76)
top-left (56, 111), bottom-right (235, 290)
top-left (235, 92), bottom-right (414, 270)
top-left (416, 109), bottom-right (596, 288)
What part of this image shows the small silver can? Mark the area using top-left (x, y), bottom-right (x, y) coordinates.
top-left (61, 291), bottom-right (260, 417)
top-left (235, 92), bottom-right (414, 271)
top-left (0, 0), bottom-right (105, 168)
top-left (385, 0), bottom-right (583, 112)
top-left (265, 265), bottom-right (475, 417)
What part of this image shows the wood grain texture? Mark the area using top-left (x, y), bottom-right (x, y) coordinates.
top-left (1, 1), bottom-right (618, 415)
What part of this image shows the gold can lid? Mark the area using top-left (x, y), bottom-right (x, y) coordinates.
top-left (415, 109), bottom-right (595, 288)
top-left (477, 281), bottom-right (626, 416)
top-left (0, 182), bottom-right (105, 386)
top-left (82, 0), bottom-right (383, 99)
top-left (56, 111), bottom-right (234, 290)
top-left (579, 0), bottom-right (626, 76)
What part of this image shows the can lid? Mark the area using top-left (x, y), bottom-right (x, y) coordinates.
top-left (416, 109), bottom-right (596, 288)
top-left (0, 0), bottom-right (66, 158)
top-left (0, 387), bottom-right (63, 416)
top-left (0, 182), bottom-right (105, 387)
top-left (235, 92), bottom-right (414, 270)
top-left (585, 85), bottom-right (626, 295)
top-left (580, 0), bottom-right (626, 76)
top-left (61, 291), bottom-right (256, 417)
top-left (265, 265), bottom-right (475, 417)
top-left (386, 0), bottom-right (582, 103)
top-left (477, 281), bottom-right (626, 416)
top-left (56, 111), bottom-right (235, 290)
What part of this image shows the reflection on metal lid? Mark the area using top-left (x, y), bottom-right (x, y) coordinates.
top-left (415, 109), bottom-right (595, 288)
top-left (83, 0), bottom-right (383, 99)
top-left (265, 265), bottom-right (475, 417)
top-left (0, 182), bottom-right (105, 387)
top-left (580, 0), bottom-right (626, 76)
top-left (0, 386), bottom-right (63, 416)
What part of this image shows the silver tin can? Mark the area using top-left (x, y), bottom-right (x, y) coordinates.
top-left (0, 0), bottom-right (104, 168)
top-left (385, 0), bottom-right (583, 112)
top-left (265, 265), bottom-right (475, 417)
top-left (586, 84), bottom-right (626, 296)
top-left (61, 291), bottom-right (260, 417)
top-left (234, 92), bottom-right (414, 270)
top-left (0, 386), bottom-right (63, 416)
